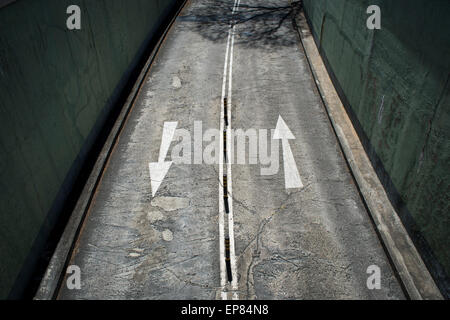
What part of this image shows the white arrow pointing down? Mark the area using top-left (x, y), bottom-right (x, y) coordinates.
top-left (149, 121), bottom-right (178, 197)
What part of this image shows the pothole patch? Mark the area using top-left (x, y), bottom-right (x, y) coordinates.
top-left (147, 210), bottom-right (165, 223)
top-left (172, 76), bottom-right (182, 88)
top-left (129, 252), bottom-right (141, 258)
top-left (162, 229), bottom-right (174, 242)
top-left (151, 196), bottom-right (190, 212)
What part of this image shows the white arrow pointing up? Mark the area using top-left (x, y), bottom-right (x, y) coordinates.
top-left (273, 115), bottom-right (303, 189)
top-left (149, 121), bottom-right (178, 197)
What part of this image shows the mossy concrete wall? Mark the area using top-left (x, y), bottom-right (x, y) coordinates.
top-left (303, 0), bottom-right (449, 296)
top-left (0, 0), bottom-right (178, 298)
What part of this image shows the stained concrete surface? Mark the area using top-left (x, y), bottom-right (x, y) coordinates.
top-left (57, 0), bottom-right (405, 299)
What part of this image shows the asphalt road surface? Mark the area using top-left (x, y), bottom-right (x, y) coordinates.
top-left (57, 0), bottom-right (405, 300)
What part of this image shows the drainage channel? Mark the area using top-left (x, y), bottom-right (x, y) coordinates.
top-left (218, 0), bottom-right (240, 300)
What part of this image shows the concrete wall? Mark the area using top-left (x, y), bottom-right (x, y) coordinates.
top-left (0, 0), bottom-right (178, 299)
top-left (302, 0), bottom-right (449, 296)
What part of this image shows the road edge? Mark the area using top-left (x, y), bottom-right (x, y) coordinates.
top-left (33, 0), bottom-right (189, 300)
top-left (292, 10), bottom-right (443, 300)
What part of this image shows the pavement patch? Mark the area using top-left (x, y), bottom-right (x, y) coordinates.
top-left (162, 229), bottom-right (174, 242)
top-left (151, 196), bottom-right (190, 211)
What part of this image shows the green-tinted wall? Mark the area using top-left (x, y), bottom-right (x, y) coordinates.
top-left (303, 0), bottom-right (449, 295)
top-left (0, 0), bottom-right (178, 299)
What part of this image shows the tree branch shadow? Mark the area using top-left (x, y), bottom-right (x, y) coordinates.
top-left (178, 0), bottom-right (303, 49)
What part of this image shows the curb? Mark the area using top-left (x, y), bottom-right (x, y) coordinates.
top-left (292, 10), bottom-right (443, 300)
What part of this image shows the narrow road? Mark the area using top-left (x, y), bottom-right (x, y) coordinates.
top-left (58, 0), bottom-right (405, 299)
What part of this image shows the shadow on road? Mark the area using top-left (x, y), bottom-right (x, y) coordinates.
top-left (178, 0), bottom-right (302, 49)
